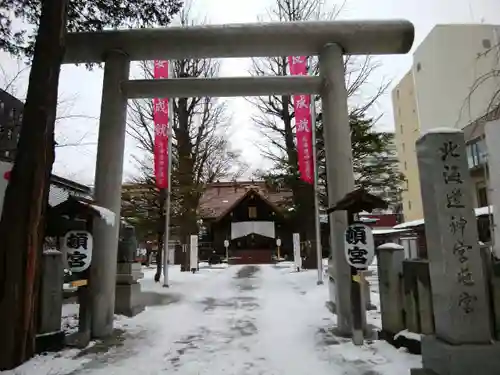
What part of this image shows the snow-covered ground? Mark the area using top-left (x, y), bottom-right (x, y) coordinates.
top-left (3, 262), bottom-right (421, 375)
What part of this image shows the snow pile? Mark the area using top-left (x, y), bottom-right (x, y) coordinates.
top-left (89, 204), bottom-right (116, 226)
top-left (61, 303), bottom-right (80, 335)
top-left (394, 329), bottom-right (422, 342)
top-left (4, 263), bottom-right (421, 375)
top-left (422, 127), bottom-right (462, 135)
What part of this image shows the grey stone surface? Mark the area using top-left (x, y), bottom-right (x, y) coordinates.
top-left (114, 283), bottom-right (145, 317)
top-left (377, 243), bottom-right (405, 336)
top-left (320, 43), bottom-right (355, 336)
top-left (64, 20), bottom-right (415, 64)
top-left (39, 251), bottom-right (64, 334)
top-left (116, 262), bottom-right (144, 284)
top-left (360, 270), bottom-right (375, 310)
top-left (490, 261), bottom-right (500, 340)
top-left (117, 225), bottom-right (137, 263)
top-left (410, 369), bottom-right (438, 375)
top-left (418, 335), bottom-right (500, 375)
top-left (416, 130), bottom-right (492, 344)
top-left (117, 262), bottom-right (142, 274)
top-left (90, 51), bottom-right (130, 338)
top-left (116, 274), bottom-right (143, 284)
top-left (415, 262), bottom-right (434, 335)
top-left (403, 259), bottom-right (434, 334)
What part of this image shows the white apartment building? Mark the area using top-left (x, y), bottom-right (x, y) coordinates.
top-left (393, 23), bottom-right (500, 222)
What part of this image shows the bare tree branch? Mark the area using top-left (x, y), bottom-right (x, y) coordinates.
top-left (246, 0), bottom-right (395, 248)
top-left (125, 4), bottom-right (249, 255)
top-left (0, 61), bottom-right (97, 150)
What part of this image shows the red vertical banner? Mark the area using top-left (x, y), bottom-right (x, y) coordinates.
top-left (153, 60), bottom-right (170, 188)
top-left (288, 56), bottom-right (314, 184)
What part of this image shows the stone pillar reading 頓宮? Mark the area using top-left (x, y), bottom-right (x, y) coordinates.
top-left (411, 129), bottom-right (500, 375)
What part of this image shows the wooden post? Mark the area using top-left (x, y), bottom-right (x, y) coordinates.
top-left (348, 210), bottom-right (364, 346)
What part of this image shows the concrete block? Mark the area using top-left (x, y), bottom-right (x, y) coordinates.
top-left (114, 283), bottom-right (145, 317)
top-left (419, 335), bottom-right (500, 375)
top-left (403, 260), bottom-right (434, 334)
top-left (39, 251), bottom-right (64, 335)
top-left (117, 262), bottom-right (142, 274)
top-left (116, 262), bottom-right (144, 284)
top-left (116, 274), bottom-right (143, 284)
top-left (377, 243), bottom-right (405, 337)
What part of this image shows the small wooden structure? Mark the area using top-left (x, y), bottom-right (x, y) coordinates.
top-left (43, 196), bottom-right (107, 349)
top-left (200, 185), bottom-right (294, 264)
top-left (327, 188), bottom-right (388, 345)
top-left (326, 187), bottom-right (389, 215)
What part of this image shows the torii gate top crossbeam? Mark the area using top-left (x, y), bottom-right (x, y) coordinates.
top-left (63, 20), bottom-right (414, 64)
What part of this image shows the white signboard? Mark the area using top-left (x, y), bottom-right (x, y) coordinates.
top-left (62, 230), bottom-right (93, 273)
top-left (293, 233), bottom-right (302, 270)
top-left (344, 223), bottom-right (374, 269)
top-left (224, 239), bottom-right (229, 248)
top-left (276, 238), bottom-right (282, 247)
top-left (190, 235), bottom-right (199, 270)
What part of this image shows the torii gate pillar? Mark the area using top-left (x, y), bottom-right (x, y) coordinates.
top-left (320, 43), bottom-right (355, 334)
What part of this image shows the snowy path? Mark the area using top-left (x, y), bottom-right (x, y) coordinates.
top-left (5, 264), bottom-right (420, 375)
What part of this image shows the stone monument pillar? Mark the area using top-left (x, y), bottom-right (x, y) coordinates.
top-left (115, 224), bottom-right (145, 317)
top-left (36, 250), bottom-right (65, 352)
top-left (376, 243), bottom-right (405, 340)
top-left (411, 129), bottom-right (500, 375)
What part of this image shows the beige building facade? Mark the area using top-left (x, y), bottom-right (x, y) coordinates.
top-left (393, 70), bottom-right (423, 221)
top-left (393, 23), bottom-right (500, 222)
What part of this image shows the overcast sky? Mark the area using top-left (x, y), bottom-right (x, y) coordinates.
top-left (0, 0), bottom-right (498, 186)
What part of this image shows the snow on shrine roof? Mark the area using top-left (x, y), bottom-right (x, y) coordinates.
top-left (48, 184), bottom-right (92, 207)
top-left (421, 127), bottom-right (462, 135)
top-left (198, 181), bottom-right (292, 219)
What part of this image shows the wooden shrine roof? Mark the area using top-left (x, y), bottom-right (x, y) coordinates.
top-left (198, 180), bottom-right (292, 219)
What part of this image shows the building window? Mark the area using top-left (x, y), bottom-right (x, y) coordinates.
top-left (402, 143), bottom-right (405, 152)
top-left (400, 124), bottom-right (403, 134)
top-left (408, 200), bottom-right (412, 210)
top-left (477, 184), bottom-right (488, 207)
top-left (466, 138), bottom-right (487, 168)
top-left (248, 206), bottom-right (257, 219)
top-left (404, 161), bottom-right (407, 170)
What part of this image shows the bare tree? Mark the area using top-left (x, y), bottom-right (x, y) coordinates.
top-left (0, 61), bottom-right (98, 152)
top-left (462, 38), bottom-right (500, 128)
top-left (126, 4), bottom-right (247, 276)
top-left (249, 0), bottom-right (391, 265)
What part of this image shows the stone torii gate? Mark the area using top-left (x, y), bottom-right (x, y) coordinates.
top-left (63, 20), bottom-right (414, 338)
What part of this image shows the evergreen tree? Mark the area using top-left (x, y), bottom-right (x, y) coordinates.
top-left (260, 111), bottom-right (405, 214)
top-left (1, 0), bottom-right (183, 59)
top-left (317, 112), bottom-right (405, 211)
